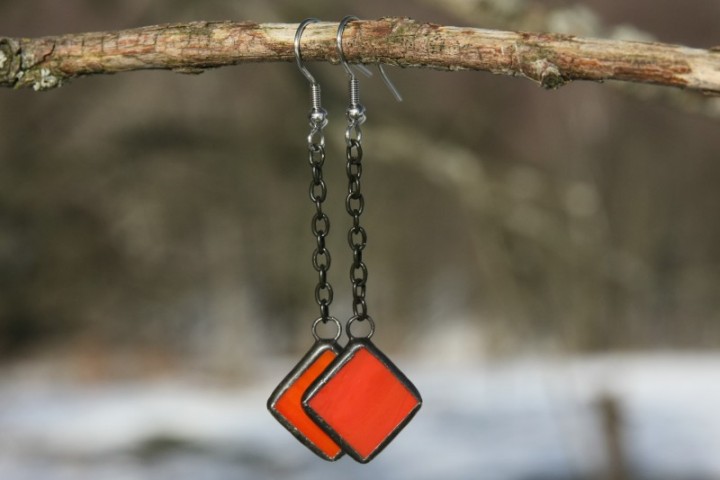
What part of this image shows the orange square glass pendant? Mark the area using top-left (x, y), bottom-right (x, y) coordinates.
top-left (302, 339), bottom-right (422, 463)
top-left (267, 340), bottom-right (344, 461)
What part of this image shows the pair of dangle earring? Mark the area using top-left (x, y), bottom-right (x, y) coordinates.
top-left (267, 17), bottom-right (421, 464)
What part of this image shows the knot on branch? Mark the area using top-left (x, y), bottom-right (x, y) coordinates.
top-left (532, 58), bottom-right (568, 89)
top-left (0, 37), bottom-right (63, 91)
top-left (0, 38), bottom-right (21, 88)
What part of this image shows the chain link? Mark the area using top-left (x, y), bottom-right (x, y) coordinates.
top-left (307, 121), bottom-right (333, 322)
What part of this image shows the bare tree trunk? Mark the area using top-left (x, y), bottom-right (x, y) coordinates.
top-left (598, 395), bottom-right (629, 480)
top-left (1, 18), bottom-right (719, 93)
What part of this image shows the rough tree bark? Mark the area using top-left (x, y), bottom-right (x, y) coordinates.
top-left (1, 18), bottom-right (719, 94)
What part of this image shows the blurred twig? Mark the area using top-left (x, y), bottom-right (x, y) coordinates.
top-left (1, 18), bottom-right (719, 95)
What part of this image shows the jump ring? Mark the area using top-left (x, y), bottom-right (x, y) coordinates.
top-left (312, 316), bottom-right (342, 342)
top-left (346, 315), bottom-right (375, 340)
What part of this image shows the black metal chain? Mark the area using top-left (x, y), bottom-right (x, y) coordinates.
top-left (307, 111), bottom-right (333, 322)
top-left (345, 114), bottom-right (369, 322)
top-left (294, 19), bottom-right (342, 341)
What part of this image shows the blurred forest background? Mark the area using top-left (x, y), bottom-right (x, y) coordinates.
top-left (1, 0), bottom-right (719, 371)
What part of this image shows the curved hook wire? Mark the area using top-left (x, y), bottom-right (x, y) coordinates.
top-left (294, 18), bottom-right (320, 86)
top-left (336, 16), bottom-right (372, 78)
top-left (378, 64), bottom-right (403, 102)
top-left (295, 18), bottom-right (327, 127)
top-left (336, 16), bottom-right (402, 102)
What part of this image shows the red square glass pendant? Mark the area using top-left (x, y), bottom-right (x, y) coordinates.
top-left (267, 340), bottom-right (344, 461)
top-left (302, 339), bottom-right (422, 463)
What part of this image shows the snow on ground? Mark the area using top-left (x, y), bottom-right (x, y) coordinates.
top-left (1, 353), bottom-right (719, 480)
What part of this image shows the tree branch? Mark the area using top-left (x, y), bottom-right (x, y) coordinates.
top-left (420, 1), bottom-right (720, 119)
top-left (1, 18), bottom-right (719, 93)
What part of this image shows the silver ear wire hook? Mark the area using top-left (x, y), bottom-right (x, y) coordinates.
top-left (294, 18), bottom-right (319, 85)
top-left (295, 18), bottom-right (328, 128)
top-left (336, 16), bottom-right (403, 102)
top-left (378, 64), bottom-right (403, 102)
top-left (337, 16), bottom-right (366, 126)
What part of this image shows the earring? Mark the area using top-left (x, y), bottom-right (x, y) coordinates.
top-left (266, 18), bottom-right (344, 462)
top-left (301, 16), bottom-right (422, 464)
